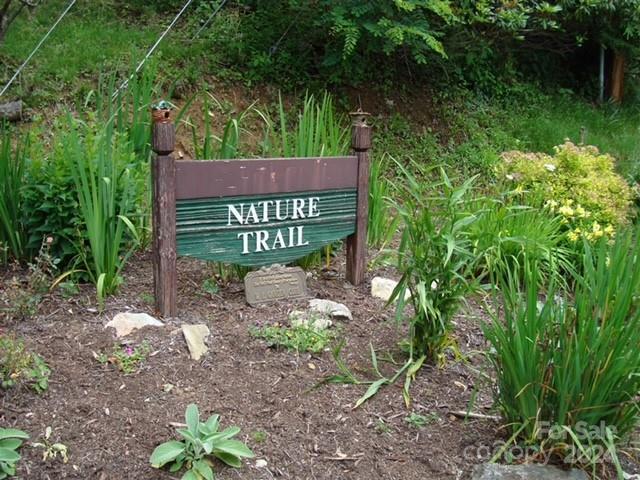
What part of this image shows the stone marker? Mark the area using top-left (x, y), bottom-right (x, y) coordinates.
top-left (472, 464), bottom-right (588, 480)
top-left (106, 312), bottom-right (164, 338)
top-left (182, 324), bottom-right (210, 361)
top-left (371, 276), bottom-right (410, 302)
top-left (244, 265), bottom-right (308, 306)
top-left (308, 299), bottom-right (352, 321)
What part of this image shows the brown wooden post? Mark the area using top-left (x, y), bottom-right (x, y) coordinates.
top-left (346, 110), bottom-right (372, 286)
top-left (610, 51), bottom-right (625, 103)
top-left (151, 104), bottom-right (177, 317)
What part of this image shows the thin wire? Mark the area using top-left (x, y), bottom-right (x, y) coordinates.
top-left (191, 0), bottom-right (228, 41)
top-left (113, 0), bottom-right (194, 99)
top-left (0, 0), bottom-right (77, 98)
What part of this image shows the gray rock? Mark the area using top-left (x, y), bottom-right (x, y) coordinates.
top-left (308, 299), bottom-right (352, 321)
top-left (472, 464), bottom-right (588, 480)
top-left (289, 310), bottom-right (333, 331)
top-left (182, 324), bottom-right (210, 361)
top-left (371, 277), bottom-right (410, 302)
top-left (105, 312), bottom-right (164, 338)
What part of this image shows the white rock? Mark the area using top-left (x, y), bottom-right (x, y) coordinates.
top-left (308, 299), bottom-right (352, 321)
top-left (371, 277), bottom-right (410, 302)
top-left (105, 312), bottom-right (163, 338)
top-left (255, 459), bottom-right (268, 468)
top-left (290, 310), bottom-right (332, 331)
top-left (182, 324), bottom-right (210, 361)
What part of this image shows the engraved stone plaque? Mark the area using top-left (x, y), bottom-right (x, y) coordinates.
top-left (244, 265), bottom-right (308, 306)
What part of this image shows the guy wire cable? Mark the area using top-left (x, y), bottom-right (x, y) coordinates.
top-left (112, 0), bottom-right (195, 100)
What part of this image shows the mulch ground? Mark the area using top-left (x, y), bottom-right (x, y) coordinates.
top-left (2, 250), bottom-right (503, 479)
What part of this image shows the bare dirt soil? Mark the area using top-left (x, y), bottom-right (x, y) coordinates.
top-left (2, 250), bottom-right (501, 480)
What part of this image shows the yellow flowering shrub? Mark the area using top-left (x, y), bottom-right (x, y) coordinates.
top-left (498, 141), bottom-right (634, 243)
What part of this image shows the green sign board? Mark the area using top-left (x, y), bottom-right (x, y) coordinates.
top-left (177, 189), bottom-right (357, 266)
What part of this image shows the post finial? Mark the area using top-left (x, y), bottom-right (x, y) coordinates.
top-left (350, 109), bottom-right (371, 128)
top-left (151, 100), bottom-right (173, 125)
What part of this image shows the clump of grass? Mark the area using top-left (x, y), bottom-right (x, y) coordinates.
top-left (265, 92), bottom-right (349, 158)
top-left (470, 198), bottom-right (576, 289)
top-left (0, 125), bottom-right (28, 264)
top-left (67, 93), bottom-right (141, 303)
top-left (484, 229), bottom-right (640, 475)
top-left (368, 153), bottom-right (399, 249)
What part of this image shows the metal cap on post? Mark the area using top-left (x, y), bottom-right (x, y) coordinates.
top-left (151, 101), bottom-right (177, 317)
top-left (346, 109), bottom-right (372, 286)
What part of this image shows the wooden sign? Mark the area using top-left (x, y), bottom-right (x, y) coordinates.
top-left (244, 265), bottom-right (308, 306)
top-left (151, 107), bottom-right (371, 317)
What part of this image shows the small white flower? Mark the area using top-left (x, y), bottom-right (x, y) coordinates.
top-left (544, 163), bottom-right (556, 172)
top-left (430, 280), bottom-right (438, 290)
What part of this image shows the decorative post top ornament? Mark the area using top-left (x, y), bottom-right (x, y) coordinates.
top-left (151, 100), bottom-right (173, 124)
top-left (349, 109), bottom-right (371, 127)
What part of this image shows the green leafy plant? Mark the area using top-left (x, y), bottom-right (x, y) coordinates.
top-left (250, 322), bottom-right (334, 354)
top-left (31, 427), bottom-right (68, 463)
top-left (1, 238), bottom-right (59, 320)
top-left (483, 228), bottom-right (640, 473)
top-left (97, 342), bottom-right (151, 374)
top-left (389, 163), bottom-right (479, 364)
top-left (404, 412), bottom-right (437, 429)
top-left (0, 336), bottom-right (49, 393)
top-left (21, 126), bottom-right (82, 267)
top-left (150, 404), bottom-right (254, 479)
top-left (201, 278), bottom-right (219, 296)
top-left (374, 419), bottom-right (391, 435)
top-left (250, 431), bottom-right (267, 443)
top-left (0, 428), bottom-right (28, 479)
top-left (323, 165), bottom-right (480, 408)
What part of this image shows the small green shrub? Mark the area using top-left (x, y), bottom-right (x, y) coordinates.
top-left (497, 141), bottom-right (634, 244)
top-left (21, 126), bottom-right (82, 267)
top-left (250, 323), bottom-right (334, 354)
top-left (0, 428), bottom-right (29, 479)
top-left (0, 336), bottom-right (50, 393)
top-left (150, 404), bottom-right (254, 479)
top-left (484, 229), bottom-right (640, 472)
